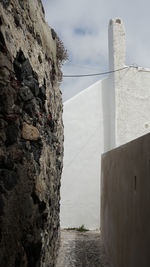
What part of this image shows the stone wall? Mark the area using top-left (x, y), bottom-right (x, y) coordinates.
top-left (0, 0), bottom-right (64, 266)
top-left (101, 133), bottom-right (150, 267)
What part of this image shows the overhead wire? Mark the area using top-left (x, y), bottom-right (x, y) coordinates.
top-left (63, 66), bottom-right (129, 78)
top-left (62, 65), bottom-right (150, 78)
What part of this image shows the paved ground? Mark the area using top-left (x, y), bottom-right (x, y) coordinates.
top-left (56, 230), bottom-right (110, 267)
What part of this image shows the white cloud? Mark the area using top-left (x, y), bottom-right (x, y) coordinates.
top-left (42, 0), bottom-right (150, 101)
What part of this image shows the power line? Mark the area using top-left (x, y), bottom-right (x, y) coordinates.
top-left (63, 66), bottom-right (129, 78)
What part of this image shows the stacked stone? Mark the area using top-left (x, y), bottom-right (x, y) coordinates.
top-left (0, 0), bottom-right (64, 266)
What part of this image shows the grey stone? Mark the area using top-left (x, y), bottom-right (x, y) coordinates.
top-left (0, 155), bottom-right (14, 169)
top-left (21, 59), bottom-right (33, 80)
top-left (5, 124), bottom-right (18, 145)
top-left (18, 0), bottom-right (24, 9)
top-left (14, 12), bottom-right (20, 27)
top-left (0, 0), bottom-right (10, 9)
top-left (39, 85), bottom-right (46, 102)
top-left (23, 78), bottom-right (39, 96)
top-left (15, 49), bottom-right (26, 63)
top-left (19, 86), bottom-right (33, 101)
top-left (24, 101), bottom-right (35, 117)
top-left (0, 195), bottom-right (4, 216)
top-left (0, 169), bottom-right (18, 191)
top-left (23, 241), bottom-right (42, 266)
top-left (35, 33), bottom-right (42, 46)
top-left (22, 196), bottom-right (33, 218)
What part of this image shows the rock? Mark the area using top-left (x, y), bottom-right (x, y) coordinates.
top-left (30, 139), bottom-right (42, 164)
top-left (21, 59), bottom-right (33, 80)
top-left (0, 195), bottom-right (4, 216)
top-left (14, 12), bottom-right (20, 27)
top-left (32, 71), bottom-right (38, 81)
top-left (0, 0), bottom-right (10, 9)
top-left (22, 196), bottom-right (33, 218)
top-left (5, 114), bottom-right (19, 122)
top-left (13, 60), bottom-right (22, 80)
top-left (35, 33), bottom-right (42, 46)
top-left (56, 159), bottom-right (61, 170)
top-left (18, 0), bottom-right (24, 9)
top-left (24, 101), bottom-right (35, 117)
top-left (38, 54), bottom-right (42, 64)
top-left (22, 122), bottom-right (40, 140)
top-left (0, 31), bottom-right (6, 53)
top-left (13, 50), bottom-right (26, 80)
top-left (0, 155), bottom-right (14, 169)
top-left (15, 49), bottom-right (26, 64)
top-left (51, 29), bottom-right (56, 40)
top-left (5, 124), bottom-right (18, 145)
top-left (23, 78), bottom-right (39, 96)
top-left (39, 86), bottom-right (46, 102)
top-left (0, 119), bottom-right (7, 128)
top-left (19, 86), bottom-right (33, 101)
top-left (39, 201), bottom-right (46, 213)
top-left (13, 53), bottom-right (33, 81)
top-left (0, 169), bottom-right (18, 191)
top-left (0, 131), bottom-right (6, 144)
top-left (23, 241), bottom-right (42, 266)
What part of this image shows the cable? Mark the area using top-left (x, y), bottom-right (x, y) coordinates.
top-left (63, 66), bottom-right (129, 78)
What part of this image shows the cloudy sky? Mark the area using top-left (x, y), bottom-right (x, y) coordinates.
top-left (42, 0), bottom-right (150, 101)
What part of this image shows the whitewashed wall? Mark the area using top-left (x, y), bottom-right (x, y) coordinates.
top-left (115, 67), bottom-right (150, 146)
top-left (60, 79), bottom-right (111, 229)
top-left (109, 18), bottom-right (150, 146)
top-left (60, 18), bottom-right (150, 230)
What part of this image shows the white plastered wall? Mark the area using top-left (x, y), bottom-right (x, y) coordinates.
top-left (109, 19), bottom-right (150, 146)
top-left (60, 80), bottom-right (110, 229)
top-left (115, 67), bottom-right (150, 146)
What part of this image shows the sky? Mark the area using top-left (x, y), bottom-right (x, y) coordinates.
top-left (42, 0), bottom-right (150, 101)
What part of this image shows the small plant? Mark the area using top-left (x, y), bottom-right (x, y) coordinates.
top-left (51, 28), bottom-right (68, 82)
top-left (56, 36), bottom-right (68, 67)
top-left (65, 224), bottom-right (89, 232)
top-left (77, 224), bottom-right (89, 232)
top-left (51, 28), bottom-right (68, 67)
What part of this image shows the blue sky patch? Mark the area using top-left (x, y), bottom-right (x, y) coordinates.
top-left (74, 28), bottom-right (87, 35)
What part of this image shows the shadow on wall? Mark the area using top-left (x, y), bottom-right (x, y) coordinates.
top-left (102, 77), bottom-right (115, 152)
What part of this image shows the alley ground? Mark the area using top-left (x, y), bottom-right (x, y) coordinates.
top-left (56, 230), bottom-right (110, 267)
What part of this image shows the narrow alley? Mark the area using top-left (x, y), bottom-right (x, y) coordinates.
top-left (56, 230), bottom-right (110, 267)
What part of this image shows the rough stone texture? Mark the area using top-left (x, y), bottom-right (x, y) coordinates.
top-left (56, 230), bottom-right (110, 267)
top-left (0, 0), bottom-right (64, 266)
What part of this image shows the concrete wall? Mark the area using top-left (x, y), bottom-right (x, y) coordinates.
top-left (101, 133), bottom-right (150, 267)
top-left (0, 1), bottom-right (64, 266)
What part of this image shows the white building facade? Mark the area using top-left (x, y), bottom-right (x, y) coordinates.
top-left (60, 18), bottom-right (150, 230)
